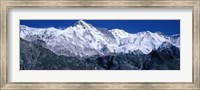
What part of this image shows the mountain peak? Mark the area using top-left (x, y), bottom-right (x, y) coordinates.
top-left (137, 30), bottom-right (151, 35)
top-left (146, 30), bottom-right (151, 33)
top-left (75, 20), bottom-right (85, 24)
top-left (156, 31), bottom-right (164, 35)
top-left (74, 20), bottom-right (88, 26)
top-left (73, 20), bottom-right (95, 30)
top-left (170, 34), bottom-right (180, 37)
top-left (144, 31), bottom-right (152, 34)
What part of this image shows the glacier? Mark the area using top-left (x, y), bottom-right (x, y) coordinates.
top-left (20, 20), bottom-right (180, 57)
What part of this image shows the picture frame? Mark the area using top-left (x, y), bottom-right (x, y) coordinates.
top-left (0, 0), bottom-right (199, 89)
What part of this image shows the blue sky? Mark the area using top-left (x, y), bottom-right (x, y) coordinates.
top-left (20, 20), bottom-right (180, 35)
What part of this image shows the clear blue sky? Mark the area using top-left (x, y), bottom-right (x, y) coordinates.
top-left (20, 20), bottom-right (180, 35)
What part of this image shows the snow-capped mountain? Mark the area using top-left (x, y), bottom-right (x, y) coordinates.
top-left (20, 20), bottom-right (180, 57)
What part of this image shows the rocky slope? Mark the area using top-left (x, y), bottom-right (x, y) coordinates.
top-left (20, 38), bottom-right (179, 70)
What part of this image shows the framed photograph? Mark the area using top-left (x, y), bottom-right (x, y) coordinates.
top-left (1, 0), bottom-right (199, 90)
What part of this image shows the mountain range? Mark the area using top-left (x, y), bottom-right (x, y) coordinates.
top-left (20, 20), bottom-right (180, 70)
top-left (20, 20), bottom-right (180, 57)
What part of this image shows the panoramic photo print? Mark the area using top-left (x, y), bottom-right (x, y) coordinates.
top-left (20, 20), bottom-right (180, 70)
